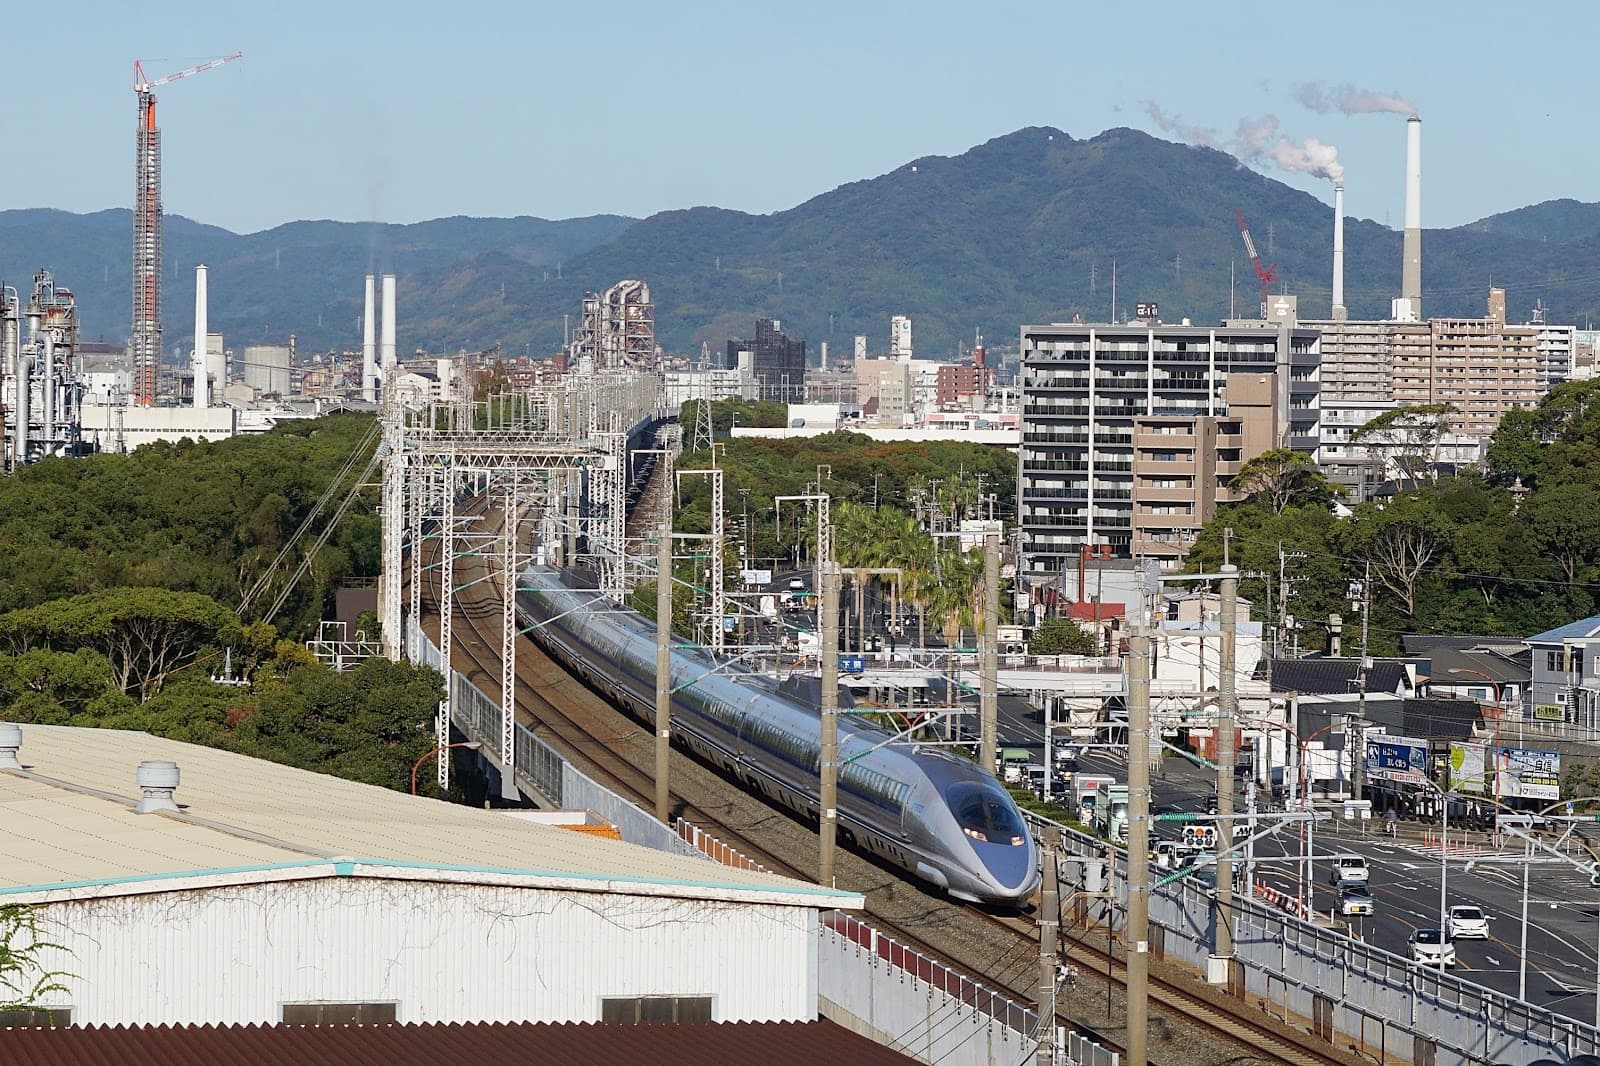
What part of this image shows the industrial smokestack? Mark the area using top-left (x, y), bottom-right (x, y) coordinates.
top-left (362, 274), bottom-right (377, 403)
top-left (1331, 185), bottom-right (1347, 320)
top-left (379, 274), bottom-right (397, 380)
top-left (1402, 116), bottom-right (1422, 315)
top-left (193, 265), bottom-right (209, 409)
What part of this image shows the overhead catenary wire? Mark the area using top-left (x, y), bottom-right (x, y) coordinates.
top-left (259, 448), bottom-right (384, 625)
top-left (239, 417), bottom-right (382, 617)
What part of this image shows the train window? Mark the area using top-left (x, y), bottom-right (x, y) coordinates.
top-left (945, 782), bottom-right (1026, 846)
top-left (841, 762), bottom-right (910, 813)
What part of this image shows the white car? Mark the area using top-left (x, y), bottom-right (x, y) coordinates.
top-left (1338, 884), bottom-right (1375, 916)
top-left (1328, 854), bottom-right (1370, 885)
top-left (1447, 905), bottom-right (1490, 939)
top-left (1409, 928), bottom-right (1457, 968)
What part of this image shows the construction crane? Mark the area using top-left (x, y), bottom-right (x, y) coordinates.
top-left (1233, 209), bottom-right (1278, 319)
top-left (132, 53), bottom-right (242, 407)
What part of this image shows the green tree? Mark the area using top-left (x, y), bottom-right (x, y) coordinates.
top-left (1522, 481), bottom-right (1600, 590)
top-left (1229, 448), bottom-right (1342, 515)
top-left (1350, 403), bottom-right (1456, 489)
top-left (1484, 407), bottom-right (1546, 488)
top-left (0, 588), bottom-right (236, 700)
top-left (1029, 617), bottom-right (1099, 656)
top-left (1342, 497), bottom-right (1452, 617)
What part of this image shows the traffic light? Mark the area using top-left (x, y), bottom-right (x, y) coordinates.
top-left (1588, 863), bottom-right (1600, 888)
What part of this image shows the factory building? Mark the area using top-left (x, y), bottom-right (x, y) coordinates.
top-left (728, 319), bottom-right (806, 402)
top-left (1018, 318), bottom-right (1320, 574)
top-left (572, 280), bottom-right (656, 369)
top-left (0, 723), bottom-right (858, 1028)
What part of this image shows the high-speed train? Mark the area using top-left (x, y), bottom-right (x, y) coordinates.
top-left (518, 566), bottom-right (1040, 905)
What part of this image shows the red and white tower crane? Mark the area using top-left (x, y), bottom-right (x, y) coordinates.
top-left (132, 53), bottom-right (242, 407)
top-left (1233, 208), bottom-right (1278, 319)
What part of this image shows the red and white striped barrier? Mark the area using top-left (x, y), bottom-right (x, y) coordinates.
top-left (1253, 879), bottom-right (1309, 919)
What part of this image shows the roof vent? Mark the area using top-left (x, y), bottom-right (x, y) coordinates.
top-left (135, 760), bottom-right (181, 814)
top-left (0, 722), bottom-right (19, 769)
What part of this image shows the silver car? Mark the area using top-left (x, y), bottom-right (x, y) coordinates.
top-left (1338, 883), bottom-right (1375, 916)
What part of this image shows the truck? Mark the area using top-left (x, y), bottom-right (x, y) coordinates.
top-left (1072, 774), bottom-right (1114, 824)
top-left (1093, 784), bottom-right (1130, 844)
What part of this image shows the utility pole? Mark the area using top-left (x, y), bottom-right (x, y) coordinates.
top-left (820, 556), bottom-right (840, 887)
top-left (655, 521), bottom-right (672, 823)
top-left (1036, 825), bottom-right (1061, 1066)
top-left (1125, 626), bottom-right (1152, 1066)
top-left (1351, 561), bottom-right (1372, 805)
top-left (1212, 563), bottom-right (1238, 985)
top-left (981, 533), bottom-right (1000, 776)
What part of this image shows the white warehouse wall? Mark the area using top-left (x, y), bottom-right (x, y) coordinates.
top-left (30, 876), bottom-right (819, 1025)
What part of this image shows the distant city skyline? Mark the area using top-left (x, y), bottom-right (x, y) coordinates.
top-left (10, 1), bottom-right (1592, 233)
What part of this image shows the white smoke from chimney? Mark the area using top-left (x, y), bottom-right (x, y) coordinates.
top-left (1233, 115), bottom-right (1344, 184)
top-left (1143, 102), bottom-right (1220, 148)
top-left (1297, 83), bottom-right (1417, 117)
top-left (193, 265), bottom-right (209, 410)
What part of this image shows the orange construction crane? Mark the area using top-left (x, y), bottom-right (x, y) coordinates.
top-left (129, 53), bottom-right (241, 406)
top-left (1233, 209), bottom-right (1278, 319)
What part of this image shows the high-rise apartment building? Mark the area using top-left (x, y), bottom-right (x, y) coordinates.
top-left (1019, 322), bottom-right (1320, 575)
top-left (727, 319), bottom-right (806, 402)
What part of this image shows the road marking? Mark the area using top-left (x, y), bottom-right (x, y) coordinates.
top-left (1486, 956), bottom-right (1499, 965)
top-left (1400, 863), bottom-right (1419, 871)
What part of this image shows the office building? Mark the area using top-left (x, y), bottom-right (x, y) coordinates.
top-left (728, 319), bottom-right (805, 402)
top-left (1019, 321), bottom-right (1320, 574)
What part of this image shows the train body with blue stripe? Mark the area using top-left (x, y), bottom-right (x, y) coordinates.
top-left (517, 566), bottom-right (1040, 905)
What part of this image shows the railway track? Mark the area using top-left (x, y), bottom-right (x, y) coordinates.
top-left (415, 495), bottom-right (1366, 1066)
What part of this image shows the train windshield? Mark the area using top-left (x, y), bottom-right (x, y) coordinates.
top-left (946, 782), bottom-right (1027, 846)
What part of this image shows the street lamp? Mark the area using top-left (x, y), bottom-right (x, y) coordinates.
top-left (411, 740), bottom-right (482, 795)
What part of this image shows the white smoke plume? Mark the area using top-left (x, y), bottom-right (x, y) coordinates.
top-left (1143, 102), bottom-right (1219, 148)
top-left (1232, 114), bottom-right (1344, 184)
top-left (1297, 82), bottom-right (1417, 118)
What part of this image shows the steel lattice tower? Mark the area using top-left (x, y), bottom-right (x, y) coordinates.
top-left (133, 89), bottom-right (162, 406)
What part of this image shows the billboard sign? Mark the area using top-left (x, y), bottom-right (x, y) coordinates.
top-left (1448, 742), bottom-right (1488, 795)
top-left (741, 569), bottom-right (773, 587)
top-left (1365, 734), bottom-right (1429, 784)
top-left (1534, 703), bottom-right (1565, 722)
top-left (1494, 747), bottom-right (1561, 801)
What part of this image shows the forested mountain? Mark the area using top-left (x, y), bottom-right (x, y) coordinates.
top-left (0, 210), bottom-right (635, 350)
top-left (9, 126), bottom-right (1600, 358)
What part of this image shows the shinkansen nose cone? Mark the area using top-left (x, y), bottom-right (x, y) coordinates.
top-left (946, 781), bottom-right (1039, 900)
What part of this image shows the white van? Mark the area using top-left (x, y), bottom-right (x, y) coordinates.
top-left (1328, 854), bottom-right (1369, 885)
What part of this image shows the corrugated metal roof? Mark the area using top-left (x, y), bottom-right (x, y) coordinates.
top-left (1262, 657), bottom-right (1411, 696)
top-left (0, 1020), bottom-right (923, 1065)
top-left (0, 725), bottom-right (858, 909)
top-left (1527, 614), bottom-right (1600, 644)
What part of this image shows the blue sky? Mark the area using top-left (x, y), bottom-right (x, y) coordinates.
top-left (9, 1), bottom-right (1591, 233)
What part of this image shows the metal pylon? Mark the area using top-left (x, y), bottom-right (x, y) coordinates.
top-left (675, 466), bottom-right (725, 651)
top-left (501, 476), bottom-right (519, 776)
top-left (379, 406), bottom-right (406, 661)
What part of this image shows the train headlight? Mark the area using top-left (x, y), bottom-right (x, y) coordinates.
top-left (963, 826), bottom-right (989, 843)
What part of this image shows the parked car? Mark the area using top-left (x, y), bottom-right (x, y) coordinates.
top-left (1446, 905), bottom-right (1490, 939)
top-left (1328, 854), bottom-right (1370, 885)
top-left (1337, 883), bottom-right (1375, 916)
top-left (1409, 928), bottom-right (1456, 968)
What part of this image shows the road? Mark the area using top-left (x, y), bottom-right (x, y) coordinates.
top-left (990, 695), bottom-right (1600, 1027)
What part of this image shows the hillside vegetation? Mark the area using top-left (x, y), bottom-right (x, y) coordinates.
top-left (9, 127), bottom-right (1600, 359)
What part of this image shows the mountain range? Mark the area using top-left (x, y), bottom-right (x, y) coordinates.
top-left (6, 126), bottom-right (1600, 359)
